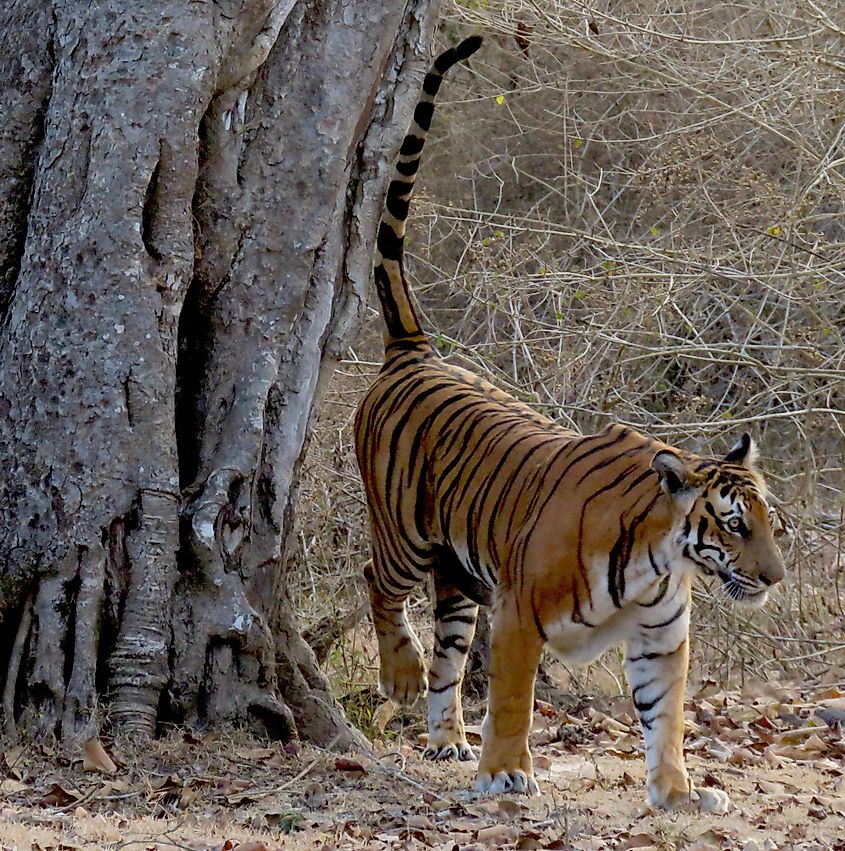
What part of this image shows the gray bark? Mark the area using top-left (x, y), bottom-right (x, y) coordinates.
top-left (0, 0), bottom-right (441, 746)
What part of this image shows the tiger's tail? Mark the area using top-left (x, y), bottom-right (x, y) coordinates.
top-left (375, 35), bottom-right (482, 345)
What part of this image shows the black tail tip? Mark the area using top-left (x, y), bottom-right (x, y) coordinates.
top-left (455, 35), bottom-right (483, 61)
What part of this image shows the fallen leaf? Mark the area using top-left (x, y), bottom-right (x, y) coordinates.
top-left (334, 757), bottom-right (366, 776)
top-left (693, 828), bottom-right (732, 848)
top-left (728, 747), bottom-right (760, 765)
top-left (477, 824), bottom-right (515, 843)
top-left (497, 799), bottom-right (526, 818)
top-left (2, 746), bottom-right (26, 779)
top-left (725, 704), bottom-right (759, 724)
top-left (40, 782), bottom-right (81, 807)
top-left (83, 738), bottom-right (117, 774)
top-left (706, 738), bottom-right (732, 761)
top-left (701, 772), bottom-right (725, 789)
top-left (773, 726), bottom-right (827, 744)
top-left (234, 746), bottom-right (278, 761)
top-left (533, 754), bottom-right (552, 772)
top-left (535, 699), bottom-right (556, 717)
top-left (618, 833), bottom-right (659, 850)
top-left (464, 724), bottom-right (484, 744)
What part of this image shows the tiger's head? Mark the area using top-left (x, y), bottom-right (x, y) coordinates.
top-left (651, 432), bottom-right (785, 608)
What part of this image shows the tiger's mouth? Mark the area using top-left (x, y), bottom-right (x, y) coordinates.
top-left (716, 569), bottom-right (768, 608)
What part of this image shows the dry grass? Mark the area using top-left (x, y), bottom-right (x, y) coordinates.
top-left (291, 0), bottom-right (845, 719)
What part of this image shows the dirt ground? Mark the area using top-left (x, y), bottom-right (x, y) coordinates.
top-left (1, 678), bottom-right (844, 851)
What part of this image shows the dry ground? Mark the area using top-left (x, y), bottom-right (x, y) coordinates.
top-left (2, 677), bottom-right (843, 851)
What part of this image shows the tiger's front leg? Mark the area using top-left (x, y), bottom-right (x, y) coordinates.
top-left (474, 595), bottom-right (544, 795)
top-left (625, 582), bottom-right (730, 814)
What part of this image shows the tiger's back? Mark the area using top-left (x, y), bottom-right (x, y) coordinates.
top-left (355, 338), bottom-right (573, 599)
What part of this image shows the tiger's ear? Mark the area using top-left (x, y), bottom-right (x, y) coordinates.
top-left (724, 432), bottom-right (758, 468)
top-left (651, 451), bottom-right (695, 495)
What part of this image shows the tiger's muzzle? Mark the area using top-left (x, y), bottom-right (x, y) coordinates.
top-left (717, 551), bottom-right (785, 608)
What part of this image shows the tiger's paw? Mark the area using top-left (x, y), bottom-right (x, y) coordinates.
top-left (650, 785), bottom-right (731, 814)
top-left (423, 735), bottom-right (476, 761)
top-left (378, 639), bottom-right (427, 707)
top-left (474, 769), bottom-right (540, 796)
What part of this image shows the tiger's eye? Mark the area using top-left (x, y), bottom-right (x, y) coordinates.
top-left (727, 516), bottom-right (743, 532)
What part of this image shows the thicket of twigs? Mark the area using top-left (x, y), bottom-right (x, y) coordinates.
top-left (293, 0), bottom-right (845, 718)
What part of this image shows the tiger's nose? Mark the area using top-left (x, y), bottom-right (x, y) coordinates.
top-left (759, 557), bottom-right (785, 586)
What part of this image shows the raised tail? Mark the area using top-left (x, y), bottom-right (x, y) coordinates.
top-left (374, 35), bottom-right (482, 345)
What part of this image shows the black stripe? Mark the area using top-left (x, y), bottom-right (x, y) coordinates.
top-left (648, 546), bottom-right (664, 575)
top-left (571, 461), bottom-right (639, 607)
top-left (422, 71), bottom-right (442, 96)
top-left (640, 711), bottom-right (668, 732)
top-left (373, 264), bottom-right (402, 332)
top-left (606, 491), bottom-right (660, 608)
top-left (395, 158), bottom-right (419, 176)
top-left (634, 684), bottom-right (671, 715)
top-left (434, 594), bottom-right (465, 617)
top-left (454, 34), bottom-right (483, 61)
top-left (434, 35), bottom-right (482, 73)
top-left (399, 134), bottom-right (424, 156)
top-left (571, 585), bottom-right (595, 627)
top-left (638, 575), bottom-right (671, 607)
top-left (627, 640), bottom-right (685, 663)
top-left (377, 222), bottom-right (401, 261)
top-left (631, 677), bottom-right (657, 698)
top-left (437, 635), bottom-right (469, 653)
top-left (386, 193), bottom-right (410, 221)
top-left (438, 614), bottom-right (477, 626)
top-left (414, 100), bottom-right (435, 131)
top-left (382, 338), bottom-right (431, 358)
top-left (429, 679), bottom-right (459, 694)
top-left (465, 426), bottom-right (531, 572)
top-left (531, 591), bottom-right (548, 642)
top-left (640, 601), bottom-right (687, 630)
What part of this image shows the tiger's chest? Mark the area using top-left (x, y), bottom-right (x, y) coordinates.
top-left (544, 570), bottom-right (686, 666)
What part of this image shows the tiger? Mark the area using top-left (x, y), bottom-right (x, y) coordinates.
top-left (354, 35), bottom-right (785, 813)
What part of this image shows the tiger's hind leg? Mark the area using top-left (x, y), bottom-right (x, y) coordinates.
top-left (423, 576), bottom-right (479, 761)
top-left (365, 558), bottom-right (429, 707)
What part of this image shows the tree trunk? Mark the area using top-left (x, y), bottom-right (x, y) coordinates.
top-left (0, 0), bottom-right (441, 748)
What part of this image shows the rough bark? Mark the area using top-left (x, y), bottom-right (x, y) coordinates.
top-left (0, 0), bottom-right (441, 747)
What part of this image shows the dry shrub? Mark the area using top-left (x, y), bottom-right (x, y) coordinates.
top-left (293, 0), bottom-right (845, 710)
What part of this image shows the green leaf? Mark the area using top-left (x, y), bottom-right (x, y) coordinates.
top-left (496, 94), bottom-right (505, 105)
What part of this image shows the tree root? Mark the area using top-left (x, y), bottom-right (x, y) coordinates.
top-left (3, 592), bottom-right (32, 736)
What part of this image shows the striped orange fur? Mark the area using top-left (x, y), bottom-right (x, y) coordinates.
top-left (355, 37), bottom-right (785, 811)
